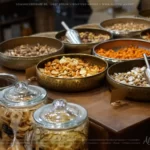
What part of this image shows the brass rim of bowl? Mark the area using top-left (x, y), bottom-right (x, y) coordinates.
top-left (140, 28), bottom-right (150, 38)
top-left (0, 73), bottom-right (18, 88)
top-left (107, 60), bottom-right (150, 89)
top-left (93, 38), bottom-right (150, 62)
top-left (100, 17), bottom-right (150, 34)
top-left (0, 37), bottom-right (64, 60)
top-left (55, 28), bottom-right (113, 46)
top-left (37, 53), bottom-right (108, 80)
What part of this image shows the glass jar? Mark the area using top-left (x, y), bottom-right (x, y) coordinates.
top-left (0, 82), bottom-right (47, 150)
top-left (33, 99), bottom-right (89, 150)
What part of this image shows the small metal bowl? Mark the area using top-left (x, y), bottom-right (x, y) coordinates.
top-left (0, 73), bottom-right (17, 91)
top-left (140, 28), bottom-right (150, 41)
top-left (93, 38), bottom-right (150, 65)
top-left (55, 28), bottom-right (112, 54)
top-left (107, 59), bottom-right (150, 101)
top-left (36, 54), bottom-right (108, 92)
top-left (100, 17), bottom-right (150, 38)
top-left (0, 37), bottom-right (64, 70)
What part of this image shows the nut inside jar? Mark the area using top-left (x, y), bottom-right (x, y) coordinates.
top-left (0, 103), bottom-right (44, 150)
top-left (3, 43), bottom-right (57, 57)
top-left (61, 31), bottom-right (110, 43)
top-left (34, 121), bottom-right (88, 150)
top-left (39, 56), bottom-right (105, 78)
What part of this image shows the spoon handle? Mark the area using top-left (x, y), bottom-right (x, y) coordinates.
top-left (61, 21), bottom-right (70, 31)
top-left (143, 54), bottom-right (150, 68)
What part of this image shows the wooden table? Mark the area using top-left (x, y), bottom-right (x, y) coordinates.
top-left (1, 66), bottom-right (150, 150)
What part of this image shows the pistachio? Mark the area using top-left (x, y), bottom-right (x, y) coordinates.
top-left (111, 66), bottom-right (150, 87)
top-left (4, 44), bottom-right (57, 57)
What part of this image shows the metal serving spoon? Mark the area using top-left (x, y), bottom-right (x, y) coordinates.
top-left (61, 21), bottom-right (81, 44)
top-left (143, 53), bottom-right (150, 84)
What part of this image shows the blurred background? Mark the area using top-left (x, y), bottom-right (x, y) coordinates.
top-left (0, 0), bottom-right (149, 42)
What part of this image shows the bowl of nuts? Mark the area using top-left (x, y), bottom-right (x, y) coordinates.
top-left (107, 59), bottom-right (150, 101)
top-left (0, 37), bottom-right (64, 70)
top-left (36, 53), bottom-right (108, 92)
top-left (93, 38), bottom-right (150, 65)
top-left (0, 73), bottom-right (18, 91)
top-left (100, 17), bottom-right (150, 38)
top-left (55, 28), bottom-right (112, 54)
top-left (141, 28), bottom-right (150, 41)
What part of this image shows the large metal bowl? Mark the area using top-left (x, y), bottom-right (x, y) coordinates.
top-left (0, 37), bottom-right (64, 70)
top-left (36, 54), bottom-right (108, 92)
top-left (0, 73), bottom-right (18, 91)
top-left (107, 59), bottom-right (150, 101)
top-left (100, 17), bottom-right (150, 38)
top-left (140, 28), bottom-right (150, 41)
top-left (93, 38), bottom-right (150, 65)
top-left (55, 28), bottom-right (112, 54)
top-left (73, 23), bottom-right (100, 29)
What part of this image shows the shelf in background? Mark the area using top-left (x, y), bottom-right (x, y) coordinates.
top-left (0, 0), bottom-right (16, 4)
top-left (0, 15), bottom-right (34, 26)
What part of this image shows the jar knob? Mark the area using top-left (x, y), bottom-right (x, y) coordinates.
top-left (52, 99), bottom-right (67, 111)
top-left (15, 82), bottom-right (28, 94)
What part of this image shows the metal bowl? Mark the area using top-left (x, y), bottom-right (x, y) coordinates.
top-left (36, 53), bottom-right (108, 92)
top-left (107, 59), bottom-right (150, 101)
top-left (55, 28), bottom-right (112, 54)
top-left (0, 37), bottom-right (64, 70)
top-left (140, 28), bottom-right (150, 41)
top-left (73, 23), bottom-right (100, 29)
top-left (93, 38), bottom-right (150, 65)
top-left (100, 17), bottom-right (150, 38)
top-left (0, 73), bottom-right (17, 91)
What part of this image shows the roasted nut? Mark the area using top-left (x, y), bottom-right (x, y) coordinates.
top-left (62, 32), bottom-right (110, 43)
top-left (111, 66), bottom-right (150, 87)
top-left (40, 56), bottom-right (105, 78)
top-left (106, 22), bottom-right (148, 32)
top-left (4, 44), bottom-right (57, 57)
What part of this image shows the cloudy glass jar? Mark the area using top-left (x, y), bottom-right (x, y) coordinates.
top-left (0, 82), bottom-right (47, 149)
top-left (33, 99), bottom-right (89, 150)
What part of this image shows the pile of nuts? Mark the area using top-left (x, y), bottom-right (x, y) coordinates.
top-left (4, 44), bottom-right (57, 57)
top-left (111, 66), bottom-right (150, 87)
top-left (105, 22), bottom-right (148, 32)
top-left (142, 32), bottom-right (150, 41)
top-left (39, 56), bottom-right (105, 78)
top-left (62, 32), bottom-right (110, 43)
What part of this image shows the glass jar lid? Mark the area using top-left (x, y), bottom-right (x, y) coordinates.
top-left (0, 82), bottom-right (47, 108)
top-left (33, 99), bottom-right (88, 130)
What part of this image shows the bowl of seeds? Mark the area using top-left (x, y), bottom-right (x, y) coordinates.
top-left (0, 37), bottom-right (64, 70)
top-left (100, 17), bottom-right (150, 38)
top-left (107, 59), bottom-right (150, 101)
